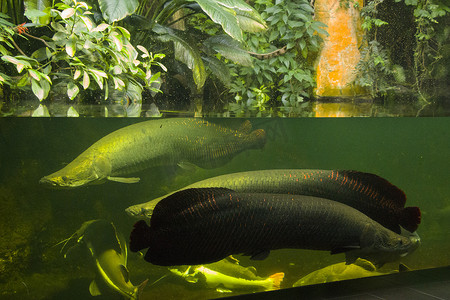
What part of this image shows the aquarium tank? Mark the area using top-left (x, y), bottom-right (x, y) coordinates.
top-left (0, 0), bottom-right (449, 299)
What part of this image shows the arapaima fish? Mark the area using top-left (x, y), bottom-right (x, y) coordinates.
top-left (129, 188), bottom-right (420, 267)
top-left (126, 169), bottom-right (421, 233)
top-left (40, 118), bottom-right (265, 188)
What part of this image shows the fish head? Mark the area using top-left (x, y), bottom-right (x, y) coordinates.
top-left (40, 154), bottom-right (109, 188)
top-left (352, 224), bottom-right (421, 267)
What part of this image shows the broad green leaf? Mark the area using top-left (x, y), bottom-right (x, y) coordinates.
top-left (90, 69), bottom-right (107, 78)
top-left (236, 10), bottom-right (267, 33)
top-left (32, 78), bottom-right (45, 100)
top-left (67, 106), bottom-right (79, 117)
top-left (89, 69), bottom-right (104, 89)
top-left (154, 25), bottom-right (206, 89)
top-left (216, 0), bottom-right (252, 11)
top-left (109, 32), bottom-right (123, 51)
top-left (67, 81), bottom-right (79, 100)
top-left (61, 7), bottom-right (75, 19)
top-left (191, 0), bottom-right (243, 42)
top-left (66, 36), bottom-right (76, 57)
top-left (82, 71), bottom-right (90, 89)
top-left (74, 69), bottom-right (81, 79)
top-left (92, 23), bottom-right (109, 32)
top-left (113, 76), bottom-right (125, 90)
top-left (204, 35), bottom-right (252, 66)
top-left (98, 0), bottom-right (138, 23)
top-left (202, 56), bottom-right (231, 87)
top-left (28, 69), bottom-right (41, 81)
top-left (1, 56), bottom-right (31, 73)
top-left (79, 15), bottom-right (93, 31)
top-left (24, 0), bottom-right (52, 24)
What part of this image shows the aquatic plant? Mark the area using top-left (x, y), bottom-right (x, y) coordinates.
top-left (0, 0), bottom-right (165, 115)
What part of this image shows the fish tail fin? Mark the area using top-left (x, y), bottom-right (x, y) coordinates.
top-left (135, 278), bottom-right (149, 300)
top-left (267, 272), bottom-right (284, 290)
top-left (247, 129), bottom-right (266, 149)
top-left (129, 220), bottom-right (151, 252)
top-left (400, 206), bottom-right (421, 232)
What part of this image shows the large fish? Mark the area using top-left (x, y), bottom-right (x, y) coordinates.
top-left (292, 258), bottom-right (398, 287)
top-left (40, 118), bottom-right (265, 188)
top-left (169, 256), bottom-right (284, 292)
top-left (129, 188), bottom-right (420, 267)
top-left (126, 169), bottom-right (421, 233)
top-left (60, 220), bottom-right (147, 300)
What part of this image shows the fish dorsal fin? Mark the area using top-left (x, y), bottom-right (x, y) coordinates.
top-left (89, 280), bottom-right (102, 296)
top-left (354, 258), bottom-right (376, 271)
top-left (339, 170), bottom-right (407, 207)
top-left (151, 188), bottom-right (236, 227)
top-left (238, 120), bottom-right (252, 134)
top-left (120, 264), bottom-right (130, 283)
top-left (225, 255), bottom-right (239, 264)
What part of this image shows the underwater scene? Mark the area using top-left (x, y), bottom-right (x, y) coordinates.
top-left (0, 117), bottom-right (449, 299)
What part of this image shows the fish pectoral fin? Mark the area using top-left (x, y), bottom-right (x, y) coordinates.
top-left (354, 258), bottom-right (377, 271)
top-left (107, 176), bottom-right (140, 184)
top-left (89, 280), bottom-right (102, 296)
top-left (177, 161), bottom-right (201, 172)
top-left (120, 264), bottom-right (130, 283)
top-left (247, 250), bottom-right (270, 261)
top-left (331, 246), bottom-right (361, 255)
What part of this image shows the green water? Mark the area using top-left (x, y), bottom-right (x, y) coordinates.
top-left (0, 117), bottom-right (449, 299)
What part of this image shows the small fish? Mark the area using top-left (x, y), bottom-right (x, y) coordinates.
top-left (40, 118), bottom-right (265, 188)
top-left (169, 256), bottom-right (284, 292)
top-left (126, 169), bottom-right (421, 233)
top-left (129, 188), bottom-right (420, 267)
top-left (292, 258), bottom-right (398, 287)
top-left (60, 220), bottom-right (147, 300)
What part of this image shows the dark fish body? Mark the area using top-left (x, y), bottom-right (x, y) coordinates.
top-left (130, 188), bottom-right (419, 266)
top-left (127, 169), bottom-right (421, 233)
top-left (40, 118), bottom-right (265, 188)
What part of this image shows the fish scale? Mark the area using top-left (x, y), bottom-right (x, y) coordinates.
top-left (130, 188), bottom-right (418, 266)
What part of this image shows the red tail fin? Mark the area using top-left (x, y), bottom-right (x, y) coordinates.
top-left (268, 272), bottom-right (284, 290)
top-left (129, 220), bottom-right (151, 252)
top-left (400, 206), bottom-right (421, 232)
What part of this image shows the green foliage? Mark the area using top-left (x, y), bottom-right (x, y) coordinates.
top-left (357, 0), bottom-right (449, 102)
top-left (124, 0), bottom-right (266, 91)
top-left (0, 0), bottom-right (165, 108)
top-left (225, 0), bottom-right (326, 117)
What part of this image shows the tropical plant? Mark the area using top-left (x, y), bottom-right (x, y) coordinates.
top-left (224, 0), bottom-right (327, 117)
top-left (0, 0), bottom-right (165, 116)
top-left (355, 0), bottom-right (449, 104)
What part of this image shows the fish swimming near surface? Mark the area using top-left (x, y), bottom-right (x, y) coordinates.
top-left (126, 169), bottom-right (421, 233)
top-left (292, 258), bottom-right (399, 287)
top-left (40, 118), bottom-right (265, 188)
top-left (129, 188), bottom-right (420, 267)
top-left (60, 220), bottom-right (147, 300)
top-left (169, 256), bottom-right (284, 292)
